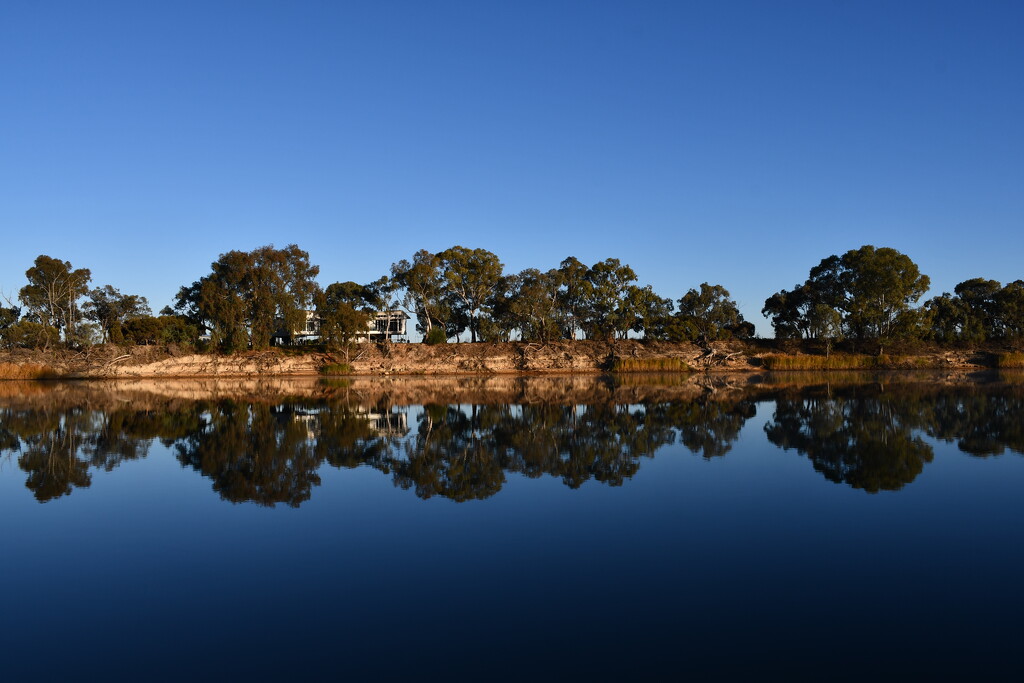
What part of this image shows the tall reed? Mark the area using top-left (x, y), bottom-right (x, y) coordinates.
top-left (320, 363), bottom-right (354, 375)
top-left (610, 357), bottom-right (690, 372)
top-left (759, 354), bottom-right (932, 370)
top-left (0, 363), bottom-right (61, 379)
top-left (995, 352), bottom-right (1024, 368)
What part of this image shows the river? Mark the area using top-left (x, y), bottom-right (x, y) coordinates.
top-left (2, 374), bottom-right (1022, 680)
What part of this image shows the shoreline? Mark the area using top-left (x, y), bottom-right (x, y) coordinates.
top-left (1, 339), bottom-right (1018, 380)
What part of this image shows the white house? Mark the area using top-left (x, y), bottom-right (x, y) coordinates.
top-left (273, 310), bottom-right (409, 345)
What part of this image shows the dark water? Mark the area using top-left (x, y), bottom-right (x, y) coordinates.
top-left (2, 375), bottom-right (1023, 680)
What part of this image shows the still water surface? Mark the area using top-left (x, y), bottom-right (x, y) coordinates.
top-left (2, 375), bottom-right (1022, 680)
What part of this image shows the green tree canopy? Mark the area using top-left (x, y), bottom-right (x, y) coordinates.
top-left (493, 268), bottom-right (563, 342)
top-left (764, 245), bottom-right (929, 342)
top-left (391, 250), bottom-right (449, 338)
top-left (674, 282), bottom-right (747, 341)
top-left (174, 244), bottom-right (319, 351)
top-left (84, 285), bottom-right (152, 343)
top-left (437, 246), bottom-right (504, 343)
top-left (577, 258), bottom-right (637, 341)
top-left (18, 255), bottom-right (92, 346)
top-left (318, 281), bottom-right (378, 350)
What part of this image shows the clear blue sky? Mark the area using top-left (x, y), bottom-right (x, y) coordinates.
top-left (2, 0), bottom-right (1022, 337)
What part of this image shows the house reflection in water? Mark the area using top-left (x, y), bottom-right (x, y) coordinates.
top-left (272, 405), bottom-right (410, 442)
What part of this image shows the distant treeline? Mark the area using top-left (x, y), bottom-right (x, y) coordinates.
top-left (1, 244), bottom-right (1021, 352)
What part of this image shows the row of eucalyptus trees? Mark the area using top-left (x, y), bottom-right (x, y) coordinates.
top-left (762, 245), bottom-right (1024, 346)
top-left (6, 243), bottom-right (1019, 352)
top-left (166, 244), bottom-right (751, 350)
top-left (386, 247), bottom-right (752, 345)
top-left (0, 255), bottom-right (166, 349)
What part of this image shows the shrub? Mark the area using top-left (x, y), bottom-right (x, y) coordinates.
top-left (0, 321), bottom-right (62, 349)
top-left (610, 357), bottom-right (690, 372)
top-left (320, 363), bottom-right (353, 375)
top-left (424, 327), bottom-right (447, 345)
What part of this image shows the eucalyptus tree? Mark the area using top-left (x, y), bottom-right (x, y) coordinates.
top-left (0, 305), bottom-right (18, 333)
top-left (18, 255), bottom-right (92, 345)
top-left (577, 258), bottom-right (637, 341)
top-left (764, 246), bottom-right (929, 343)
top-left (84, 285), bottom-right (152, 343)
top-left (928, 278), bottom-right (1024, 342)
top-left (762, 285), bottom-right (812, 339)
top-left (557, 256), bottom-right (590, 339)
top-left (816, 245), bottom-right (930, 340)
top-left (621, 284), bottom-right (674, 339)
top-left (675, 283), bottom-right (747, 341)
top-left (437, 246), bottom-right (504, 343)
top-left (174, 244), bottom-right (320, 351)
top-left (495, 268), bottom-right (563, 342)
top-left (995, 280), bottom-right (1024, 340)
top-left (317, 281), bottom-right (376, 353)
top-left (390, 250), bottom-right (448, 338)
top-left (924, 293), bottom-right (969, 343)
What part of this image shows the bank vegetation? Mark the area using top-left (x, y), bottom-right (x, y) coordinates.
top-left (1, 243), bottom-right (1021, 379)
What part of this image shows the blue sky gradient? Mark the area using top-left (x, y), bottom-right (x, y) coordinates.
top-left (2, 0), bottom-right (1021, 336)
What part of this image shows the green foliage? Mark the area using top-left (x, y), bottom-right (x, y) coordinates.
top-left (673, 283), bottom-right (747, 341)
top-left (320, 363), bottom-right (354, 375)
top-left (0, 321), bottom-right (62, 349)
top-left (424, 326), bottom-right (447, 345)
top-left (120, 315), bottom-right (199, 346)
top-left (996, 280), bottom-right (1024, 340)
top-left (557, 256), bottom-right (590, 338)
top-left (494, 268), bottom-right (563, 342)
top-left (437, 246), bottom-right (504, 343)
top-left (18, 255), bottom-right (92, 346)
top-left (318, 281), bottom-right (376, 350)
top-left (764, 245), bottom-right (929, 342)
top-left (610, 357), bottom-right (690, 372)
top-left (621, 285), bottom-right (674, 339)
top-left (388, 251), bottom-right (673, 343)
top-left (924, 278), bottom-right (1024, 343)
top-left (174, 244), bottom-right (319, 351)
top-left (0, 306), bottom-right (19, 331)
top-left (391, 250), bottom-right (449, 338)
top-left (83, 285), bottom-right (152, 343)
top-left (577, 258), bottom-right (637, 340)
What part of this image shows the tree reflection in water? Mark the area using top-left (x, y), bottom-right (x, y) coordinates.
top-left (765, 396), bottom-right (934, 492)
top-left (2, 381), bottom-right (1023, 504)
top-left (2, 405), bottom-right (154, 501)
top-left (765, 386), bottom-right (1024, 492)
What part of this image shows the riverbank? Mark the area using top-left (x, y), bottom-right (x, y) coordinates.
top-left (0, 339), bottom-right (1019, 379)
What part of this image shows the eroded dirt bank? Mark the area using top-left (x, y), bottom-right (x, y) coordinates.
top-left (0, 339), bottom-right (1004, 379)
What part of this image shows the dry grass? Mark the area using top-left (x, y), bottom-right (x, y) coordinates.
top-left (319, 363), bottom-right (354, 375)
top-left (995, 352), bottom-right (1024, 369)
top-left (0, 362), bottom-right (61, 380)
top-left (610, 357), bottom-right (690, 372)
top-left (760, 354), bottom-right (934, 371)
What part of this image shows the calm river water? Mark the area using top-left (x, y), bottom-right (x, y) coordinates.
top-left (2, 374), bottom-right (1022, 680)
